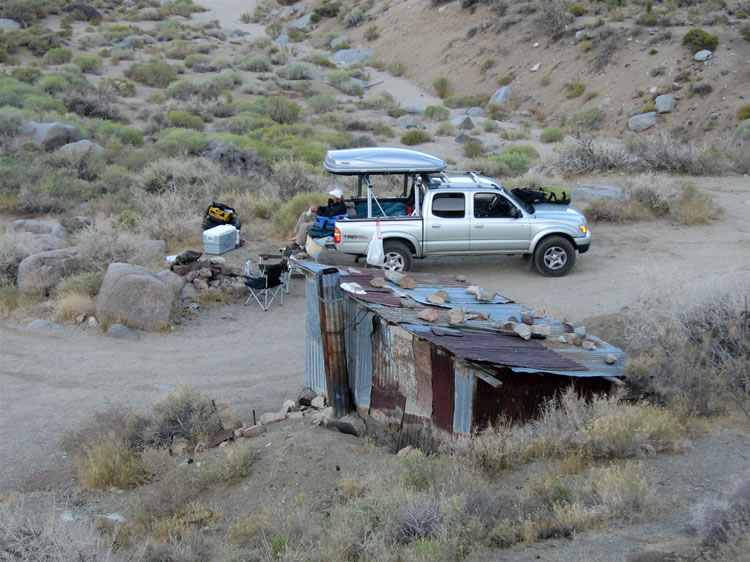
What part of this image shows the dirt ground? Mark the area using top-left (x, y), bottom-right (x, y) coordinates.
top-left (1, 173), bottom-right (749, 495)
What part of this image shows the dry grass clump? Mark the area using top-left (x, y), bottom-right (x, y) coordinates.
top-left (698, 476), bottom-right (750, 559)
top-left (76, 439), bottom-right (144, 489)
top-left (54, 290), bottom-right (96, 322)
top-left (624, 274), bottom-right (750, 417)
top-left (0, 506), bottom-right (117, 561)
top-left (463, 390), bottom-right (687, 473)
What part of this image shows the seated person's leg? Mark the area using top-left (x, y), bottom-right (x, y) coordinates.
top-left (295, 220), bottom-right (314, 246)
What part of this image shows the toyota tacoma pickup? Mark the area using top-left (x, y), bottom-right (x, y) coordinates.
top-left (321, 147), bottom-right (590, 277)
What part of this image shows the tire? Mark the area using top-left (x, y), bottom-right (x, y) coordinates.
top-left (533, 235), bottom-right (575, 277)
top-left (382, 240), bottom-right (412, 272)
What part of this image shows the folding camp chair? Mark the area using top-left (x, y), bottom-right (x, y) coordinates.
top-left (243, 260), bottom-right (287, 311)
top-left (259, 253), bottom-right (296, 294)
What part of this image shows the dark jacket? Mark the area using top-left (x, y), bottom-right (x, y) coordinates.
top-left (316, 198), bottom-right (347, 218)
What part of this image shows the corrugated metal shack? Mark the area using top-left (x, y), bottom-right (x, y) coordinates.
top-left (300, 262), bottom-right (625, 447)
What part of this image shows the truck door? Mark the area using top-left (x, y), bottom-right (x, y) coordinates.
top-left (470, 192), bottom-right (530, 252)
top-left (424, 192), bottom-right (470, 254)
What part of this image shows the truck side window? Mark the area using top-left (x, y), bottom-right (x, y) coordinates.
top-left (431, 193), bottom-right (465, 218)
top-left (474, 193), bottom-right (512, 218)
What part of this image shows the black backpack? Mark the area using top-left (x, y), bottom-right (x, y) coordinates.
top-left (512, 185), bottom-right (570, 205)
top-left (202, 201), bottom-right (242, 231)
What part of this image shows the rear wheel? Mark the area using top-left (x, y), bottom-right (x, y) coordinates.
top-left (533, 235), bottom-right (575, 277)
top-left (382, 240), bottom-right (412, 272)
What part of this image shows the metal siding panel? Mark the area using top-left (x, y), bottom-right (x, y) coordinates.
top-left (344, 297), bottom-right (373, 409)
top-left (431, 347), bottom-right (455, 432)
top-left (370, 318), bottom-right (405, 425)
top-left (453, 364), bottom-right (474, 434)
top-left (305, 275), bottom-right (327, 393)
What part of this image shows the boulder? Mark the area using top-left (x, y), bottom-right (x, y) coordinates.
top-left (8, 219), bottom-right (67, 238)
top-left (96, 263), bottom-right (174, 331)
top-left (0, 18), bottom-right (22, 30)
top-left (489, 85), bottom-right (512, 105)
top-left (260, 412), bottom-right (286, 425)
top-left (330, 35), bottom-right (349, 49)
top-left (19, 122), bottom-right (81, 151)
top-left (571, 184), bottom-right (625, 204)
top-left (16, 247), bottom-right (82, 296)
top-left (331, 414), bottom-right (366, 437)
top-left (289, 13), bottom-right (312, 29)
top-left (12, 232), bottom-right (67, 254)
top-left (404, 105), bottom-right (423, 115)
top-left (694, 50), bottom-right (712, 62)
top-left (156, 269), bottom-right (187, 296)
top-left (297, 387), bottom-right (317, 406)
top-left (241, 424), bottom-right (266, 438)
top-left (467, 107), bottom-right (486, 117)
top-left (452, 115), bottom-right (475, 130)
top-left (106, 324), bottom-right (141, 341)
top-left (655, 94), bottom-right (676, 114)
top-left (27, 320), bottom-right (64, 331)
top-left (628, 111), bottom-right (657, 132)
top-left (332, 47), bottom-right (373, 66)
top-left (311, 395), bottom-right (327, 409)
top-left (58, 139), bottom-right (103, 155)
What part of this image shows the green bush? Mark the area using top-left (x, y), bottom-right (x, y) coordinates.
top-left (42, 47), bottom-right (72, 65)
top-left (2, 0), bottom-right (41, 28)
top-left (56, 271), bottom-right (105, 296)
top-left (38, 75), bottom-right (69, 94)
top-left (22, 94), bottom-right (66, 113)
top-left (98, 122), bottom-right (144, 146)
top-left (307, 93), bottom-right (337, 113)
top-left (422, 105), bottom-right (449, 121)
top-left (736, 119), bottom-right (750, 141)
top-left (124, 59), bottom-right (178, 88)
top-left (682, 28), bottom-right (719, 54)
top-left (566, 80), bottom-right (586, 99)
top-left (401, 129), bottom-right (431, 145)
top-left (569, 3), bottom-right (586, 16)
top-left (738, 104), bottom-right (750, 121)
top-left (443, 93), bottom-right (489, 108)
top-left (72, 54), bottom-right (102, 74)
top-left (10, 67), bottom-right (41, 84)
top-left (155, 129), bottom-right (209, 156)
top-left (167, 110), bottom-right (205, 131)
top-left (568, 107), bottom-right (603, 129)
top-left (237, 53), bottom-right (270, 72)
top-left (183, 53), bottom-right (211, 70)
top-left (265, 96), bottom-right (301, 124)
top-left (277, 63), bottom-right (312, 80)
top-left (164, 39), bottom-right (194, 60)
top-left (483, 145), bottom-right (540, 177)
top-left (540, 127), bottom-right (565, 143)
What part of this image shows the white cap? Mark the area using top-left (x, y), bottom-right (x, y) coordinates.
top-left (329, 188), bottom-right (343, 199)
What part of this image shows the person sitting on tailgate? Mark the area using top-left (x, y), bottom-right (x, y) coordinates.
top-left (288, 188), bottom-right (347, 247)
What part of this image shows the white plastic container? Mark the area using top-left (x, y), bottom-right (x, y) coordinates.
top-left (203, 224), bottom-right (236, 255)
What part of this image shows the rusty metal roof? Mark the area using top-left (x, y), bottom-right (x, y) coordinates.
top-left (406, 325), bottom-right (587, 372)
top-left (296, 261), bottom-right (626, 378)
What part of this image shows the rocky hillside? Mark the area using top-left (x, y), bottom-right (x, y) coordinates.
top-left (306, 0), bottom-right (750, 142)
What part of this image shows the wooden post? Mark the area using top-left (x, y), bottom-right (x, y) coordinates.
top-left (317, 268), bottom-right (352, 418)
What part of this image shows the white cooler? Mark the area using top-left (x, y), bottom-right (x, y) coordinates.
top-left (203, 224), bottom-right (236, 255)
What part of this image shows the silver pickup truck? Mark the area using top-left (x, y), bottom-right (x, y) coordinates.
top-left (323, 147), bottom-right (590, 277)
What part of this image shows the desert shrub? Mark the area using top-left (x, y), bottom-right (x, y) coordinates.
top-left (42, 47), bottom-right (72, 65)
top-left (738, 104), bottom-right (750, 121)
top-left (274, 190), bottom-right (328, 233)
top-left (64, 89), bottom-right (121, 120)
top-left (55, 291), bottom-right (96, 322)
top-left (22, 94), bottom-right (66, 114)
top-left (10, 67), bottom-right (41, 84)
top-left (124, 59), bottom-right (178, 88)
top-left (436, 121), bottom-right (456, 136)
top-left (167, 109), bottom-right (204, 131)
top-left (569, 3), bottom-right (586, 16)
top-left (72, 54), bottom-right (102, 74)
top-left (624, 274), bottom-right (750, 417)
top-left (237, 53), bottom-right (270, 72)
top-left (566, 80), bottom-right (586, 98)
top-left (0, 232), bottom-right (33, 287)
top-left (432, 76), bottom-right (452, 99)
top-left (700, 477), bottom-right (750, 556)
top-left (76, 439), bottom-right (144, 490)
top-left (443, 93), bottom-right (489, 108)
top-left (500, 127), bottom-right (530, 140)
top-left (265, 95), bottom-right (301, 124)
top-left (364, 24), bottom-right (379, 41)
top-left (164, 39), bottom-right (194, 60)
top-left (2, 0), bottom-right (42, 28)
top-left (110, 48), bottom-right (136, 64)
top-left (307, 93), bottom-right (337, 113)
top-left (463, 140), bottom-right (484, 158)
top-left (422, 105), bottom-right (449, 121)
top-left (137, 156), bottom-right (218, 198)
top-left (540, 127), bottom-right (565, 143)
top-left (154, 129), bottom-right (209, 156)
top-left (625, 131), bottom-right (725, 175)
top-left (0, 284), bottom-right (20, 317)
top-left (736, 119), bottom-right (750, 140)
top-left (253, 198), bottom-right (281, 219)
top-left (277, 63), bottom-right (312, 81)
top-left (548, 132), bottom-right (637, 175)
top-left (97, 122), bottom-right (143, 146)
top-left (55, 271), bottom-right (104, 296)
top-left (343, 7), bottom-right (364, 28)
top-left (567, 107), bottom-right (603, 130)
top-left (682, 28), bottom-right (719, 53)
top-left (183, 53), bottom-right (211, 70)
top-left (144, 385), bottom-right (223, 447)
top-left (387, 60), bottom-right (406, 76)
top-left (374, 122), bottom-right (395, 138)
top-left (485, 145), bottom-right (539, 176)
top-left (401, 129), bottom-right (431, 145)
top-left (535, 0), bottom-right (573, 35)
top-left (272, 160), bottom-right (324, 202)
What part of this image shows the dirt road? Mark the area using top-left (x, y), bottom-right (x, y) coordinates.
top-left (1, 176), bottom-right (748, 493)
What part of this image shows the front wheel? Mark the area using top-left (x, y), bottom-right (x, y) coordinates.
top-left (533, 236), bottom-right (575, 277)
top-left (382, 240), bottom-right (412, 272)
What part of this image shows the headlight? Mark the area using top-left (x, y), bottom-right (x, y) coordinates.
top-left (579, 225), bottom-right (587, 234)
